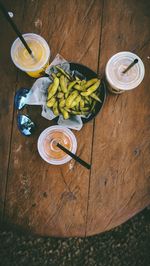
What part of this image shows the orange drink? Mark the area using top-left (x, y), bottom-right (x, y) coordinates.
top-left (37, 126), bottom-right (77, 165)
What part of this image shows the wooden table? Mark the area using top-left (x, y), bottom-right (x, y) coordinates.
top-left (0, 0), bottom-right (150, 237)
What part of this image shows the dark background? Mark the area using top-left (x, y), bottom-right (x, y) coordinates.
top-left (0, 208), bottom-right (150, 266)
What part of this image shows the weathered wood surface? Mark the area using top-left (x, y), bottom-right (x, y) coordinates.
top-left (0, 0), bottom-right (25, 222)
top-left (86, 0), bottom-right (150, 235)
top-left (2, 0), bottom-right (103, 237)
top-left (0, 0), bottom-right (150, 236)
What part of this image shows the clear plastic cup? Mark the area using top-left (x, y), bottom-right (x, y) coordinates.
top-left (11, 33), bottom-right (50, 78)
top-left (37, 126), bottom-right (77, 165)
top-left (105, 51), bottom-right (145, 94)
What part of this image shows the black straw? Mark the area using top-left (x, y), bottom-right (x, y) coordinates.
top-left (0, 1), bottom-right (33, 56)
top-left (56, 142), bottom-right (91, 170)
top-left (122, 58), bottom-right (138, 74)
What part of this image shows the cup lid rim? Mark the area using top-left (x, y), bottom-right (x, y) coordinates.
top-left (37, 126), bottom-right (77, 165)
top-left (105, 51), bottom-right (145, 91)
top-left (10, 33), bottom-right (50, 72)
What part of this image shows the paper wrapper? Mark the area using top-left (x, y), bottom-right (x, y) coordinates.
top-left (26, 54), bottom-right (84, 131)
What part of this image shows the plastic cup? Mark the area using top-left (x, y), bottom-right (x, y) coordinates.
top-left (105, 51), bottom-right (145, 94)
top-left (37, 126), bottom-right (77, 165)
top-left (11, 33), bottom-right (50, 78)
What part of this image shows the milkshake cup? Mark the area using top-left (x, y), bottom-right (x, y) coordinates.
top-left (105, 52), bottom-right (145, 94)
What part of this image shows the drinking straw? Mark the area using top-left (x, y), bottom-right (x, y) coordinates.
top-left (0, 1), bottom-right (33, 57)
top-left (56, 142), bottom-right (91, 170)
top-left (122, 59), bottom-right (138, 74)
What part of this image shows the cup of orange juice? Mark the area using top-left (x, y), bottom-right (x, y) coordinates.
top-left (11, 33), bottom-right (50, 78)
top-left (37, 126), bottom-right (77, 165)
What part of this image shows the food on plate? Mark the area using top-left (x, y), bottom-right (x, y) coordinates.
top-left (46, 66), bottom-right (101, 119)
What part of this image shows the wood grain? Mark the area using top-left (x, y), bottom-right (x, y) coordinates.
top-left (2, 0), bottom-right (150, 237)
top-left (4, 0), bottom-right (103, 236)
top-left (86, 0), bottom-right (150, 236)
top-left (0, 0), bottom-right (25, 222)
